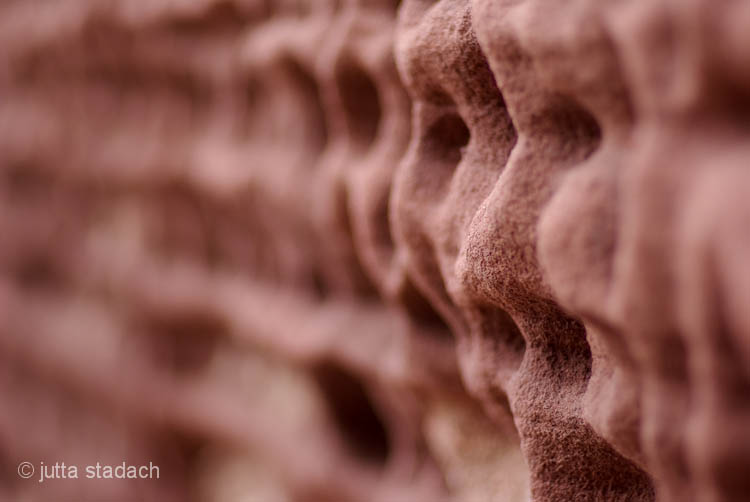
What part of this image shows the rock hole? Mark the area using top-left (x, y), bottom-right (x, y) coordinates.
top-left (139, 308), bottom-right (227, 375)
top-left (310, 269), bottom-right (330, 301)
top-left (335, 59), bottom-right (382, 148)
top-left (423, 112), bottom-right (470, 168)
top-left (149, 183), bottom-right (213, 264)
top-left (13, 254), bottom-right (65, 291)
top-left (283, 59), bottom-right (330, 156)
top-left (399, 279), bottom-right (453, 341)
top-left (312, 363), bottom-right (391, 465)
top-left (375, 185), bottom-right (395, 255)
top-left (165, 2), bottom-right (247, 36)
top-left (335, 186), bottom-right (380, 298)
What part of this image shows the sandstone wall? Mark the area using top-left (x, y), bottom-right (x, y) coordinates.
top-left (1, 1), bottom-right (749, 501)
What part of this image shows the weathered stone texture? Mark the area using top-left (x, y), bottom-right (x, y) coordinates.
top-left (1, 1), bottom-right (749, 501)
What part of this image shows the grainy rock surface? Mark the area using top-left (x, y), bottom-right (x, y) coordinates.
top-left (0, 1), bottom-right (749, 501)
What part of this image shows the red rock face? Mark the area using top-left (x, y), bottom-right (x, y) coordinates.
top-left (1, 1), bottom-right (749, 501)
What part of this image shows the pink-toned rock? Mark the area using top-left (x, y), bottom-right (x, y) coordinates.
top-left (1, 0), bottom-right (749, 501)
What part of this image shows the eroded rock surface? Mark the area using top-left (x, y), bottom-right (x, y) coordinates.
top-left (1, 1), bottom-right (749, 501)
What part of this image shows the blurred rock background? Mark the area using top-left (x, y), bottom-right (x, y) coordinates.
top-left (1, 1), bottom-right (749, 501)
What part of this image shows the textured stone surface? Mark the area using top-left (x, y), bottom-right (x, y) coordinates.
top-left (1, 1), bottom-right (749, 501)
